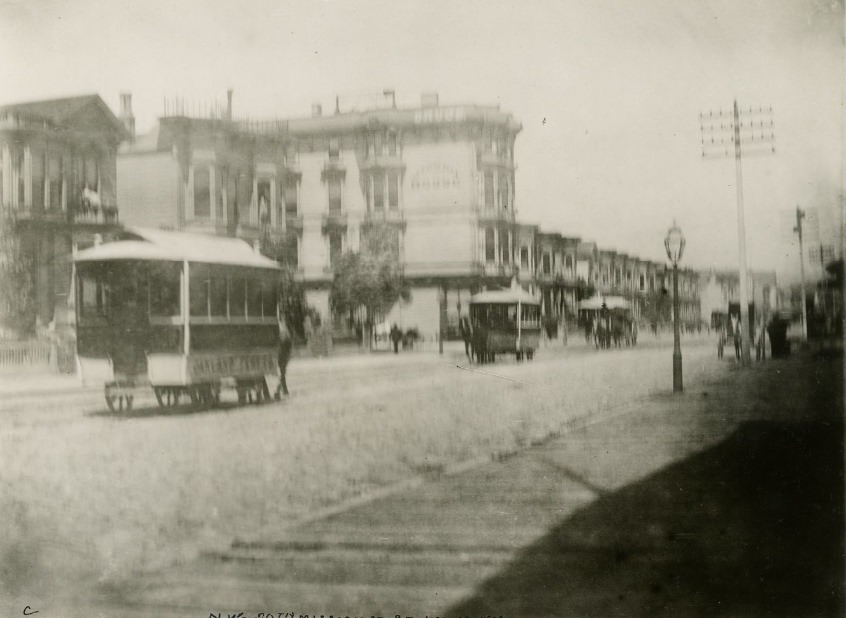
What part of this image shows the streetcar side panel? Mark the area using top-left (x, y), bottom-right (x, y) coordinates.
top-left (179, 262), bottom-right (280, 386)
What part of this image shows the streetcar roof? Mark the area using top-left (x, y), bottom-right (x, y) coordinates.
top-left (470, 289), bottom-right (540, 305)
top-left (73, 227), bottom-right (281, 269)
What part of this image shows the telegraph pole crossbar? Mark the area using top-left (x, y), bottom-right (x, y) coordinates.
top-left (699, 100), bottom-right (776, 366)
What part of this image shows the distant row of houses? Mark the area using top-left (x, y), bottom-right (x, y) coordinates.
top-left (0, 92), bottom-right (777, 341)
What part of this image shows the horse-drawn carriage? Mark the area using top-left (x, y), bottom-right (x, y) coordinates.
top-left (73, 227), bottom-right (282, 411)
top-left (578, 295), bottom-right (637, 349)
top-left (468, 289), bottom-right (541, 362)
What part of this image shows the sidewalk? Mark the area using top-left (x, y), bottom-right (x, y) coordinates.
top-left (0, 343), bottom-right (470, 400)
top-left (0, 367), bottom-right (88, 397)
top-left (76, 348), bottom-right (842, 617)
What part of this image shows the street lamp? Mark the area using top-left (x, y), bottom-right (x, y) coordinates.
top-left (665, 222), bottom-right (685, 393)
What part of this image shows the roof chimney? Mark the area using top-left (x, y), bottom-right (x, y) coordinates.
top-left (311, 103), bottom-right (322, 117)
top-left (226, 88), bottom-right (233, 121)
top-left (421, 92), bottom-right (439, 108)
top-left (119, 92), bottom-right (135, 137)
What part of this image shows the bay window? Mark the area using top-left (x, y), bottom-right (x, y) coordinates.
top-left (328, 176), bottom-right (343, 212)
top-left (32, 153), bottom-right (44, 210)
top-left (48, 156), bottom-right (61, 210)
top-left (282, 176), bottom-right (298, 216)
top-left (388, 174), bottom-right (399, 210)
top-left (372, 172), bottom-right (385, 210)
top-left (193, 166), bottom-right (211, 218)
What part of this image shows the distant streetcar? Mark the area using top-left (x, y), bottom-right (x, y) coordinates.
top-left (73, 228), bottom-right (282, 411)
top-left (469, 288), bottom-right (541, 362)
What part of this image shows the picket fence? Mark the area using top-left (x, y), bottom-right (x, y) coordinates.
top-left (0, 340), bottom-right (51, 368)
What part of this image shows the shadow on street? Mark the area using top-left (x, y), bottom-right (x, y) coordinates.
top-left (450, 354), bottom-right (844, 618)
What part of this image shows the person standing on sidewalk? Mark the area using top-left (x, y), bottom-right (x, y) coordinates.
top-left (459, 315), bottom-right (474, 362)
top-left (275, 319), bottom-right (293, 398)
top-left (390, 323), bottom-right (402, 354)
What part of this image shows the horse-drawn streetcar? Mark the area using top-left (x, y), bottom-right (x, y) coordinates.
top-left (578, 295), bottom-right (637, 349)
top-left (469, 289), bottom-right (541, 362)
top-left (73, 228), bottom-right (282, 411)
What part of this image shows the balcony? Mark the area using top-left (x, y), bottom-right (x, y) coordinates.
top-left (359, 154), bottom-right (406, 172)
top-left (321, 211), bottom-right (348, 233)
top-left (280, 159), bottom-right (302, 178)
top-left (364, 209), bottom-right (405, 230)
top-left (476, 207), bottom-right (515, 222)
top-left (320, 159), bottom-right (347, 181)
top-left (482, 262), bottom-right (518, 278)
top-left (478, 151), bottom-right (515, 170)
top-left (560, 269), bottom-right (577, 284)
top-left (284, 213), bottom-right (304, 232)
top-left (4, 201), bottom-right (119, 227)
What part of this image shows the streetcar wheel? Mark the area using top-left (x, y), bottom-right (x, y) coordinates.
top-left (154, 387), bottom-right (165, 407)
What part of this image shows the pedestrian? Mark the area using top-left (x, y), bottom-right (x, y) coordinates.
top-left (390, 323), bottom-right (402, 354)
top-left (275, 318), bottom-right (293, 398)
top-left (459, 315), bottom-right (473, 362)
top-left (756, 325), bottom-right (767, 360)
top-left (733, 323), bottom-right (742, 361)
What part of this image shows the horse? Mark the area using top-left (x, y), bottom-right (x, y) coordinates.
top-left (473, 322), bottom-right (490, 364)
top-left (584, 320), bottom-right (593, 344)
top-left (595, 319), bottom-right (610, 349)
top-left (610, 316), bottom-right (624, 348)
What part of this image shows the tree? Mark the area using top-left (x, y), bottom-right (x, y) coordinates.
top-left (258, 232), bottom-right (310, 343)
top-left (330, 224), bottom-right (409, 347)
top-left (0, 217), bottom-right (36, 337)
top-left (642, 288), bottom-right (671, 327)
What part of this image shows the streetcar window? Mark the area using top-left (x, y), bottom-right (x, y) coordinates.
top-left (262, 279), bottom-right (277, 318)
top-left (506, 306), bottom-right (517, 327)
top-left (149, 262), bottom-right (181, 317)
top-left (210, 276), bottom-right (228, 317)
top-left (190, 264), bottom-right (210, 317)
top-left (109, 265), bottom-right (142, 315)
top-left (78, 271), bottom-right (108, 320)
top-left (247, 278), bottom-right (262, 318)
top-left (521, 304), bottom-right (540, 326)
top-left (230, 277), bottom-right (246, 317)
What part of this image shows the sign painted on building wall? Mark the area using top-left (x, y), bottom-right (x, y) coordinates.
top-left (409, 163), bottom-right (461, 191)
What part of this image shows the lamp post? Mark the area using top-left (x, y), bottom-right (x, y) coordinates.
top-left (665, 222), bottom-right (685, 393)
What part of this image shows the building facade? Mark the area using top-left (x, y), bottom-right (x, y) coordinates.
top-left (119, 94), bottom-right (522, 338)
top-left (0, 94), bottom-right (130, 333)
top-left (117, 91), bottom-right (707, 342)
top-left (699, 269), bottom-right (778, 329)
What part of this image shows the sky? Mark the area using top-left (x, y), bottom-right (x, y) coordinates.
top-left (1, 0), bottom-right (842, 283)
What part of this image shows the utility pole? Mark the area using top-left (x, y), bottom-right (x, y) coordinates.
top-left (700, 101), bottom-right (775, 366)
top-left (795, 207), bottom-right (808, 340)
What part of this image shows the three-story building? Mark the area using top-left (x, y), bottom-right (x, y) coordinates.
top-left (0, 94), bottom-right (130, 331)
top-left (118, 93), bottom-right (522, 339)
